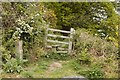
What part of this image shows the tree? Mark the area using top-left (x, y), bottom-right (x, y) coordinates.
top-left (45, 2), bottom-right (118, 40)
top-left (1, 2), bottom-right (55, 62)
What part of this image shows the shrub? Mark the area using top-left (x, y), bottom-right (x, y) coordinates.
top-left (73, 29), bottom-right (118, 61)
top-left (76, 48), bottom-right (91, 65)
top-left (73, 29), bottom-right (118, 78)
top-left (74, 29), bottom-right (118, 56)
top-left (3, 58), bottom-right (24, 73)
top-left (71, 60), bottom-right (86, 71)
top-left (78, 62), bottom-right (104, 79)
top-left (71, 59), bottom-right (104, 78)
top-left (34, 48), bottom-right (47, 59)
top-left (78, 68), bottom-right (104, 79)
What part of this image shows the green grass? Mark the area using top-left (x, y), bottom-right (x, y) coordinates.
top-left (1, 56), bottom-right (118, 78)
top-left (20, 58), bottom-right (81, 78)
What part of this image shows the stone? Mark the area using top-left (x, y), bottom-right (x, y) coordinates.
top-left (48, 62), bottom-right (62, 71)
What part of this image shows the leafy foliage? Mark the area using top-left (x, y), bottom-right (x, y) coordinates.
top-left (73, 29), bottom-right (118, 78)
top-left (76, 48), bottom-right (91, 65)
top-left (78, 68), bottom-right (104, 79)
top-left (43, 52), bottom-right (70, 60)
top-left (74, 29), bottom-right (118, 56)
top-left (45, 2), bottom-right (118, 40)
top-left (13, 19), bottom-right (33, 40)
top-left (3, 58), bottom-right (23, 73)
top-left (2, 2), bottom-right (50, 63)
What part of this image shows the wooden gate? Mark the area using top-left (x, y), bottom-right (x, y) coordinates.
top-left (45, 28), bottom-right (75, 54)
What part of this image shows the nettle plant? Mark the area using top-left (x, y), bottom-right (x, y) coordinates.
top-left (13, 19), bottom-right (33, 40)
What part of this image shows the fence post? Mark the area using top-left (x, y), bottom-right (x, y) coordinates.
top-left (68, 28), bottom-right (75, 54)
top-left (45, 28), bottom-right (48, 48)
top-left (15, 39), bottom-right (23, 61)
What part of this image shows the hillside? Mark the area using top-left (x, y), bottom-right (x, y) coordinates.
top-left (0, 2), bottom-right (119, 79)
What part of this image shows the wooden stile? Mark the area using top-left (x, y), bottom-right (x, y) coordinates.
top-left (45, 28), bottom-right (75, 54)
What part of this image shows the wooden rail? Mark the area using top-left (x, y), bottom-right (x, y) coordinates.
top-left (47, 34), bottom-right (70, 39)
top-left (47, 39), bottom-right (69, 44)
top-left (47, 28), bottom-right (71, 33)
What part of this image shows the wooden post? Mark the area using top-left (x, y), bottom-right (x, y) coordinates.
top-left (45, 28), bottom-right (48, 48)
top-left (68, 28), bottom-right (75, 54)
top-left (15, 39), bottom-right (23, 61)
top-left (19, 40), bottom-right (23, 61)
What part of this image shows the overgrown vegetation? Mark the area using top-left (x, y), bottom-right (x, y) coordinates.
top-left (73, 29), bottom-right (118, 78)
top-left (0, 2), bottom-right (119, 79)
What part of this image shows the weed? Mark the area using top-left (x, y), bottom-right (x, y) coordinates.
top-left (3, 58), bottom-right (24, 73)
